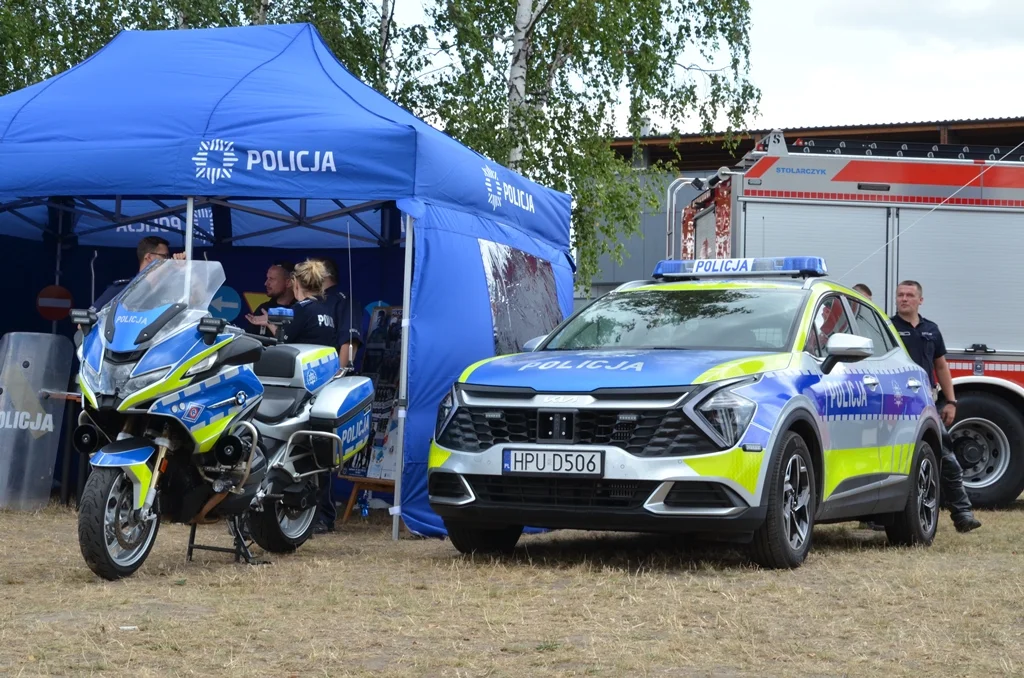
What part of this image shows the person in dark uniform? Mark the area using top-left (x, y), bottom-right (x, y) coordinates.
top-left (245, 261), bottom-right (296, 336)
top-left (90, 236), bottom-right (171, 311)
top-left (891, 280), bottom-right (981, 533)
top-left (273, 260), bottom-right (336, 346)
top-left (270, 259), bottom-right (340, 533)
top-left (853, 283), bottom-right (872, 298)
top-left (316, 257), bottom-right (363, 370)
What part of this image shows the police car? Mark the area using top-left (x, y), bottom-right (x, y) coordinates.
top-left (428, 257), bottom-right (945, 569)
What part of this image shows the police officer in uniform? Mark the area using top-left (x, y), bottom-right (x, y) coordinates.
top-left (316, 257), bottom-right (362, 369)
top-left (266, 259), bottom-right (339, 533)
top-left (91, 236), bottom-right (171, 311)
top-left (246, 261), bottom-right (296, 336)
top-left (270, 259), bottom-right (336, 346)
top-left (891, 280), bottom-right (981, 533)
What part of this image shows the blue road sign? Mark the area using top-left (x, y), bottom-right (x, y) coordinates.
top-left (209, 285), bottom-right (242, 321)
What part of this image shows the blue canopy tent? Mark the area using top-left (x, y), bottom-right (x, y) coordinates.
top-left (0, 22), bottom-right (574, 538)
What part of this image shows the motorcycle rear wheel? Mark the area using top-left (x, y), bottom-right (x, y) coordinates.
top-left (78, 468), bottom-right (160, 581)
top-left (249, 498), bottom-right (317, 553)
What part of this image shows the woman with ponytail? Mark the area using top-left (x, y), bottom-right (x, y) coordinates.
top-left (275, 258), bottom-right (338, 347)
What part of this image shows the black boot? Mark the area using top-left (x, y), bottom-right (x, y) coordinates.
top-left (940, 427), bottom-right (981, 532)
top-left (952, 512), bottom-right (982, 533)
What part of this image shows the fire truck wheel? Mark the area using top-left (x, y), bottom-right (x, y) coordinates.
top-left (949, 391), bottom-right (1024, 509)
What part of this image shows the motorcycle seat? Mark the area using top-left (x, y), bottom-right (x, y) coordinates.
top-left (253, 385), bottom-right (310, 424)
top-left (252, 345), bottom-right (301, 380)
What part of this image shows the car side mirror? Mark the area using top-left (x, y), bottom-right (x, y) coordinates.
top-left (821, 333), bottom-right (874, 374)
top-left (522, 335), bottom-right (547, 352)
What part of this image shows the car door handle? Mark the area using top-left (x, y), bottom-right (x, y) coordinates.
top-left (862, 375), bottom-right (879, 388)
top-left (907, 379), bottom-right (922, 390)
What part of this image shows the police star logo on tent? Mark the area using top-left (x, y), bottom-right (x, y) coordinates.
top-left (482, 165), bottom-right (502, 210)
top-left (193, 139), bottom-right (239, 184)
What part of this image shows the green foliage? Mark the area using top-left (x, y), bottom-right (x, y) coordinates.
top-left (0, 1), bottom-right (432, 111)
top-left (428, 0), bottom-right (760, 295)
top-left (0, 0), bottom-right (759, 294)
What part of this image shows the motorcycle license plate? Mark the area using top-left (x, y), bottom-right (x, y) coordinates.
top-left (501, 449), bottom-right (603, 477)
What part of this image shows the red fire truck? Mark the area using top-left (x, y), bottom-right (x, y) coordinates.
top-left (676, 129), bottom-right (1024, 508)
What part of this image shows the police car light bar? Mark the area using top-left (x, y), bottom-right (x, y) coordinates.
top-left (652, 256), bottom-right (828, 280)
top-left (267, 307), bottom-right (294, 326)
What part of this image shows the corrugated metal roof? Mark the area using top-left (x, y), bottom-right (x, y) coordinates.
top-left (613, 116), bottom-right (1024, 144)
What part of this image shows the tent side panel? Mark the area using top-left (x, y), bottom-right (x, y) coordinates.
top-left (400, 204), bottom-right (574, 537)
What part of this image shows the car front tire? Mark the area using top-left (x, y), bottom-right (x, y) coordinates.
top-left (751, 431), bottom-right (817, 569)
top-left (445, 520), bottom-right (523, 556)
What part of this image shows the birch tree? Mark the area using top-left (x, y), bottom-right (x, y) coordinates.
top-left (429, 0), bottom-right (760, 294)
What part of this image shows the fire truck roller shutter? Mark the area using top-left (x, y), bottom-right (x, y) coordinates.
top-left (694, 207), bottom-right (716, 260)
top-left (896, 206), bottom-right (1024, 508)
top-left (741, 202), bottom-right (889, 312)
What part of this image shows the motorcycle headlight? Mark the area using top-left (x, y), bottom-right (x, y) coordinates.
top-left (124, 368), bottom-right (169, 394)
top-left (436, 386), bottom-right (458, 439)
top-left (185, 351), bottom-right (219, 378)
top-left (696, 387), bottom-right (756, 449)
top-left (80, 359), bottom-right (100, 392)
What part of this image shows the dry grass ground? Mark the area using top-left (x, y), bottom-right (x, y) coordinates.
top-left (1, 504), bottom-right (1022, 678)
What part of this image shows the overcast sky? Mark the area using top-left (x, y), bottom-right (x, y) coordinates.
top-left (393, 0), bottom-right (1024, 133)
top-left (747, 0), bottom-right (1024, 128)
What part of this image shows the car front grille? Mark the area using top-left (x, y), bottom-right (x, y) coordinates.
top-left (463, 475), bottom-right (658, 509)
top-left (437, 407), bottom-right (719, 457)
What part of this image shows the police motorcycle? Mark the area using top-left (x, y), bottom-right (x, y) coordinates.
top-left (71, 258), bottom-right (374, 581)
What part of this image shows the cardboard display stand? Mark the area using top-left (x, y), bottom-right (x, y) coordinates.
top-left (338, 305), bottom-right (402, 518)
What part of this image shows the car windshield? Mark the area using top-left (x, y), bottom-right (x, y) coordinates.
top-left (543, 287), bottom-right (807, 352)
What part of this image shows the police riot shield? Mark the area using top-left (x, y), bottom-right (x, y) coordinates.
top-left (0, 332), bottom-right (74, 510)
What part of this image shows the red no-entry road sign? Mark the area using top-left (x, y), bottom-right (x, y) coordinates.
top-left (37, 285), bottom-right (73, 321)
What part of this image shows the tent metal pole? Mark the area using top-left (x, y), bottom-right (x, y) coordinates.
top-left (392, 213), bottom-right (414, 541)
top-left (185, 197), bottom-right (195, 260)
top-left (52, 211), bottom-right (63, 334)
top-left (184, 197), bottom-right (195, 296)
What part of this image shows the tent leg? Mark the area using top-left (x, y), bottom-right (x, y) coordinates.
top-left (392, 214), bottom-right (414, 541)
top-left (52, 211), bottom-right (64, 334)
top-left (185, 197), bottom-right (195, 260)
top-left (184, 197), bottom-right (194, 294)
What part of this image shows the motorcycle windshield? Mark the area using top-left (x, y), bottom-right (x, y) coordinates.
top-left (98, 260), bottom-right (227, 395)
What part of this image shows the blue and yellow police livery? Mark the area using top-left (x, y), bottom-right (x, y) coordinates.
top-left (71, 259), bottom-right (373, 580)
top-left (429, 257), bottom-right (944, 568)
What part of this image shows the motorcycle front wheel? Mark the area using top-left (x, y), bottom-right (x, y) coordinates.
top-left (78, 468), bottom-right (160, 581)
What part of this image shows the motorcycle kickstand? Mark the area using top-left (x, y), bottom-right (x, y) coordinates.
top-left (229, 516), bottom-right (270, 567)
top-left (185, 519), bottom-right (270, 567)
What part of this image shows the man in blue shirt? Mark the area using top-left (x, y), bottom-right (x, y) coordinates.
top-left (891, 280), bottom-right (981, 533)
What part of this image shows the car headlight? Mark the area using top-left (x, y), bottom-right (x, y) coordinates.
top-left (696, 387), bottom-right (756, 448)
top-left (436, 386), bottom-right (458, 438)
top-left (185, 351), bottom-right (219, 378)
